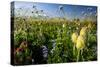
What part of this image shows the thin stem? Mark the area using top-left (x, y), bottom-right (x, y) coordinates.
top-left (77, 49), bottom-right (80, 62)
top-left (73, 44), bottom-right (75, 56)
top-left (81, 49), bottom-right (84, 61)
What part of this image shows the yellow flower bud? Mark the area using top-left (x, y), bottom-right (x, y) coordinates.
top-left (76, 35), bottom-right (85, 50)
top-left (72, 32), bottom-right (78, 44)
top-left (80, 27), bottom-right (87, 38)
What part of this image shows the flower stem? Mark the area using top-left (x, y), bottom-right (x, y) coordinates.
top-left (81, 49), bottom-right (84, 61)
top-left (73, 45), bottom-right (75, 56)
top-left (77, 49), bottom-right (80, 62)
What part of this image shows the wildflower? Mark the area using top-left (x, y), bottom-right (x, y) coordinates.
top-left (69, 27), bottom-right (71, 30)
top-left (62, 24), bottom-right (65, 28)
top-left (76, 35), bottom-right (85, 50)
top-left (38, 22), bottom-right (41, 25)
top-left (72, 32), bottom-right (78, 44)
top-left (16, 48), bottom-right (23, 52)
top-left (16, 47), bottom-right (24, 55)
top-left (80, 27), bottom-right (87, 38)
top-left (20, 41), bottom-right (27, 49)
top-left (88, 23), bottom-right (92, 29)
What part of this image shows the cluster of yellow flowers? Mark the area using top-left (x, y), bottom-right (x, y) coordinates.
top-left (72, 27), bottom-right (87, 50)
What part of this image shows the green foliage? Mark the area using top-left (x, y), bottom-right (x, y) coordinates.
top-left (13, 17), bottom-right (97, 64)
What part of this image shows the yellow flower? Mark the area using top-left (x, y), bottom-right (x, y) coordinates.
top-left (88, 23), bottom-right (92, 29)
top-left (80, 27), bottom-right (87, 38)
top-left (76, 35), bottom-right (85, 50)
top-left (72, 32), bottom-right (78, 44)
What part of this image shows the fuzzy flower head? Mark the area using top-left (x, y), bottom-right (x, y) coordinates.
top-left (80, 27), bottom-right (87, 37)
top-left (76, 35), bottom-right (85, 50)
top-left (71, 32), bottom-right (78, 44)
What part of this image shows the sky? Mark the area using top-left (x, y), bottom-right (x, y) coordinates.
top-left (12, 1), bottom-right (97, 21)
